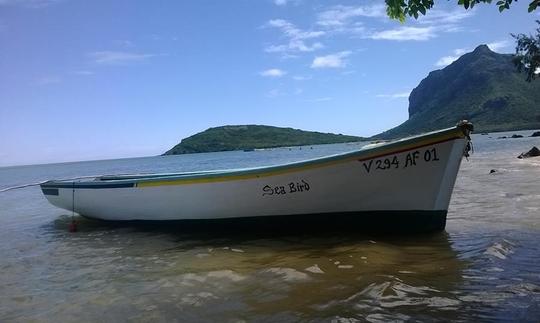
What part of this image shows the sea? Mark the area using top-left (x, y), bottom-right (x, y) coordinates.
top-left (1, 130), bottom-right (539, 322)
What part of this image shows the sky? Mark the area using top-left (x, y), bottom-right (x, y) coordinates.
top-left (1, 0), bottom-right (538, 166)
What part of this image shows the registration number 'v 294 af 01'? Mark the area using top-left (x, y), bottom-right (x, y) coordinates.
top-left (360, 147), bottom-right (440, 174)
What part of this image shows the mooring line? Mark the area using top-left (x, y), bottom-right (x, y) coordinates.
top-left (0, 181), bottom-right (48, 193)
top-left (0, 175), bottom-right (103, 193)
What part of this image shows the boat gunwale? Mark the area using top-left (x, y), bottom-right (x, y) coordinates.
top-left (41, 125), bottom-right (467, 189)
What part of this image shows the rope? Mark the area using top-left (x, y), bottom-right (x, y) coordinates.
top-left (0, 175), bottom-right (102, 193)
top-left (457, 120), bottom-right (474, 161)
top-left (0, 181), bottom-right (48, 193)
top-left (72, 181), bottom-right (75, 217)
top-left (463, 132), bottom-right (474, 161)
top-left (69, 181), bottom-right (78, 232)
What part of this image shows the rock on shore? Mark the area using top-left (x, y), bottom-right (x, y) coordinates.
top-left (517, 146), bottom-right (540, 159)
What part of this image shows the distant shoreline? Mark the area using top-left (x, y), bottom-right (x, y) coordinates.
top-left (2, 127), bottom-right (539, 169)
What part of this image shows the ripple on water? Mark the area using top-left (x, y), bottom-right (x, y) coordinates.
top-left (305, 264), bottom-right (325, 274)
top-left (262, 267), bottom-right (311, 282)
top-left (484, 240), bottom-right (515, 260)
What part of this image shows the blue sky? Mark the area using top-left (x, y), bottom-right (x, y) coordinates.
top-left (1, 0), bottom-right (538, 166)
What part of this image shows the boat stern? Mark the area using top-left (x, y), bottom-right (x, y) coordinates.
top-left (40, 181), bottom-right (75, 212)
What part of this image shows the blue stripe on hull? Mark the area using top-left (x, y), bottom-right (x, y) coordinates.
top-left (41, 182), bottom-right (135, 189)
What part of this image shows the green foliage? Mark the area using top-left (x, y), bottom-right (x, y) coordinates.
top-left (384, 0), bottom-right (535, 21)
top-left (513, 20), bottom-right (540, 82)
top-left (163, 125), bottom-right (364, 155)
top-left (376, 45), bottom-right (540, 139)
top-left (528, 0), bottom-right (540, 12)
top-left (385, 0), bottom-right (432, 22)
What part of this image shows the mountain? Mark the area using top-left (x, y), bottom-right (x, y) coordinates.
top-left (377, 45), bottom-right (540, 139)
top-left (163, 125), bottom-right (364, 155)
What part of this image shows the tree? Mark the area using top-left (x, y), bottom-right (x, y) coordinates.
top-left (513, 20), bottom-right (540, 81)
top-left (384, 0), bottom-right (540, 81)
top-left (385, 0), bottom-right (539, 21)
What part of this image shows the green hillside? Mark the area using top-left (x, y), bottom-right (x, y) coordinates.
top-left (163, 125), bottom-right (364, 155)
top-left (377, 45), bottom-right (540, 139)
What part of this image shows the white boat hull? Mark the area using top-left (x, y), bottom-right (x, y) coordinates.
top-left (41, 124), bottom-right (472, 231)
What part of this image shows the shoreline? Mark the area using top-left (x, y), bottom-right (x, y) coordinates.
top-left (2, 127), bottom-right (539, 170)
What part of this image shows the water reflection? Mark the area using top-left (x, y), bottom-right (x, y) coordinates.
top-left (30, 215), bottom-right (467, 321)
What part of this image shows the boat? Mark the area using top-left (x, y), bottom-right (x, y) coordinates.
top-left (40, 121), bottom-right (473, 232)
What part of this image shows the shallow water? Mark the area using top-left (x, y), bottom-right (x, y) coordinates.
top-left (1, 132), bottom-right (539, 322)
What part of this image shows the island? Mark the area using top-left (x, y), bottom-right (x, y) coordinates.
top-left (163, 125), bottom-right (364, 155)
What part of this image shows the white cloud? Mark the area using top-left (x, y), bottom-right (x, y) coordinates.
top-left (435, 48), bottom-right (469, 67)
top-left (316, 4), bottom-right (386, 27)
top-left (487, 40), bottom-right (512, 53)
top-left (311, 51), bottom-right (351, 69)
top-left (376, 91), bottom-right (411, 99)
top-left (437, 43), bottom-right (506, 70)
top-left (72, 70), bottom-right (94, 76)
top-left (292, 75), bottom-right (311, 81)
top-left (265, 41), bottom-right (323, 53)
top-left (314, 6), bottom-right (473, 41)
top-left (264, 19), bottom-right (325, 55)
top-left (435, 56), bottom-right (459, 67)
top-left (267, 19), bottom-right (325, 40)
top-left (416, 9), bottom-right (475, 25)
top-left (366, 9), bottom-right (473, 42)
top-left (274, 0), bottom-right (296, 5)
top-left (260, 68), bottom-right (287, 77)
top-left (370, 26), bottom-right (436, 41)
top-left (307, 97), bottom-right (332, 102)
top-left (341, 70), bottom-right (356, 76)
top-left (88, 51), bottom-right (157, 65)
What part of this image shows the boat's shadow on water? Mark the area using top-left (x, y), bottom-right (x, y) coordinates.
top-left (47, 213), bottom-right (457, 245)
